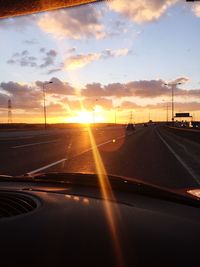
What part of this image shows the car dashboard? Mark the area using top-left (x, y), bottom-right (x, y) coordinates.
top-left (0, 174), bottom-right (199, 267)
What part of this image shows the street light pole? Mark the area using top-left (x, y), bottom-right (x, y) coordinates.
top-left (114, 106), bottom-right (120, 124)
top-left (166, 103), bottom-right (169, 123)
top-left (171, 84), bottom-right (175, 122)
top-left (42, 81), bottom-right (53, 130)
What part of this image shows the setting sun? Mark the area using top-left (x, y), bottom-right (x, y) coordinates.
top-left (67, 110), bottom-right (105, 124)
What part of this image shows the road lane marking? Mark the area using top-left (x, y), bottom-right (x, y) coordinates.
top-left (27, 159), bottom-right (66, 175)
top-left (12, 140), bottom-right (60, 149)
top-left (157, 130), bottom-right (200, 185)
top-left (27, 134), bottom-right (126, 175)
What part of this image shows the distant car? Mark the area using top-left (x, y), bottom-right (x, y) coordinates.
top-left (143, 123), bottom-right (148, 127)
top-left (126, 123), bottom-right (136, 131)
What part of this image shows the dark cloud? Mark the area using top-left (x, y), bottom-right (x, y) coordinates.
top-left (7, 59), bottom-right (15, 64)
top-left (35, 77), bottom-right (75, 95)
top-left (7, 48), bottom-right (58, 69)
top-left (39, 49), bottom-right (58, 68)
top-left (46, 49), bottom-right (57, 57)
top-left (40, 48), bottom-right (46, 53)
top-left (47, 68), bottom-right (62, 75)
top-left (0, 81), bottom-right (42, 110)
top-left (23, 39), bottom-right (38, 45)
top-left (82, 82), bottom-right (130, 97)
top-left (66, 47), bottom-right (76, 54)
top-left (7, 50), bottom-right (38, 68)
top-left (0, 93), bottom-right (9, 108)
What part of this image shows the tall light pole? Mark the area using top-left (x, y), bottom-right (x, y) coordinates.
top-left (164, 82), bottom-right (182, 122)
top-left (93, 99), bottom-right (98, 125)
top-left (162, 99), bottom-right (169, 123)
top-left (43, 81), bottom-right (53, 129)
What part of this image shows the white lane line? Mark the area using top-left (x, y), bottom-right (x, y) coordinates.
top-left (27, 159), bottom-right (66, 175)
top-left (12, 139), bottom-right (60, 149)
top-left (157, 130), bottom-right (200, 185)
top-left (27, 134), bottom-right (126, 175)
top-left (74, 135), bottom-right (125, 157)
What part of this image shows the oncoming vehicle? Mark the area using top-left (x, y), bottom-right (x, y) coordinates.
top-left (0, 1), bottom-right (199, 267)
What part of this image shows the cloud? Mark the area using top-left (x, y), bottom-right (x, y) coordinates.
top-left (0, 81), bottom-right (42, 110)
top-left (83, 97), bottom-right (113, 110)
top-left (147, 101), bottom-right (200, 112)
top-left (7, 50), bottom-right (37, 68)
top-left (126, 80), bottom-right (169, 98)
top-left (108, 0), bottom-right (178, 23)
top-left (64, 53), bottom-right (101, 70)
top-left (81, 78), bottom-right (200, 98)
top-left (66, 47), bottom-right (76, 54)
top-left (170, 76), bottom-right (189, 84)
top-left (102, 48), bottom-right (130, 59)
top-left (37, 5), bottom-right (106, 40)
top-left (7, 48), bottom-right (58, 69)
top-left (35, 77), bottom-right (75, 95)
top-left (23, 39), bottom-right (38, 45)
top-left (47, 68), bottom-right (62, 75)
top-left (46, 102), bottom-right (67, 114)
top-left (39, 49), bottom-right (57, 68)
top-left (192, 3), bottom-right (200, 17)
top-left (1, 77), bottom-right (200, 118)
top-left (120, 101), bottom-right (142, 110)
top-left (64, 48), bottom-right (130, 70)
top-left (0, 93), bottom-right (10, 108)
top-left (0, 15), bottom-right (38, 30)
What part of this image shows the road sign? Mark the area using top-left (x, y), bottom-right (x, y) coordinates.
top-left (175, 113), bottom-right (191, 118)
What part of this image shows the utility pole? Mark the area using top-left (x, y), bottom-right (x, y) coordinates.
top-left (8, 99), bottom-right (12, 123)
top-left (164, 82), bottom-right (182, 122)
top-left (93, 99), bottom-right (98, 124)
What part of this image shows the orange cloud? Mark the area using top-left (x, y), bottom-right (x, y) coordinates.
top-left (108, 0), bottom-right (178, 23)
top-left (64, 53), bottom-right (101, 70)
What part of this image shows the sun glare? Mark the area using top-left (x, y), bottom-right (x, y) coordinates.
top-left (67, 110), bottom-right (106, 124)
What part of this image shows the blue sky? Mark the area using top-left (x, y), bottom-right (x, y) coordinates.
top-left (0, 0), bottom-right (200, 123)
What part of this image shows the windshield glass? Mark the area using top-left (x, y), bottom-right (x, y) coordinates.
top-left (0, 0), bottom-right (200, 190)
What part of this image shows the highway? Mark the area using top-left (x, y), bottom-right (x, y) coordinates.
top-left (0, 125), bottom-right (200, 189)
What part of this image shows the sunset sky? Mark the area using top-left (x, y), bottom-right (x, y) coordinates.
top-left (0, 0), bottom-right (200, 123)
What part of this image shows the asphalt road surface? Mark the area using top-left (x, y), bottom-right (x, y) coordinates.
top-left (0, 125), bottom-right (200, 189)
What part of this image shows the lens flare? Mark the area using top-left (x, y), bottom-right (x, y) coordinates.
top-left (86, 125), bottom-right (124, 267)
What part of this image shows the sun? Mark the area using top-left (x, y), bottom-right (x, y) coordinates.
top-left (76, 110), bottom-right (93, 123)
top-left (67, 109), bottom-right (105, 124)
top-left (67, 110), bottom-right (93, 124)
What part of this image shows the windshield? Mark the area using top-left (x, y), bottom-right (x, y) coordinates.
top-left (0, 0), bottom-right (200, 190)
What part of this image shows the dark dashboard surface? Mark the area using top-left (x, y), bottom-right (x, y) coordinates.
top-left (0, 178), bottom-right (199, 267)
